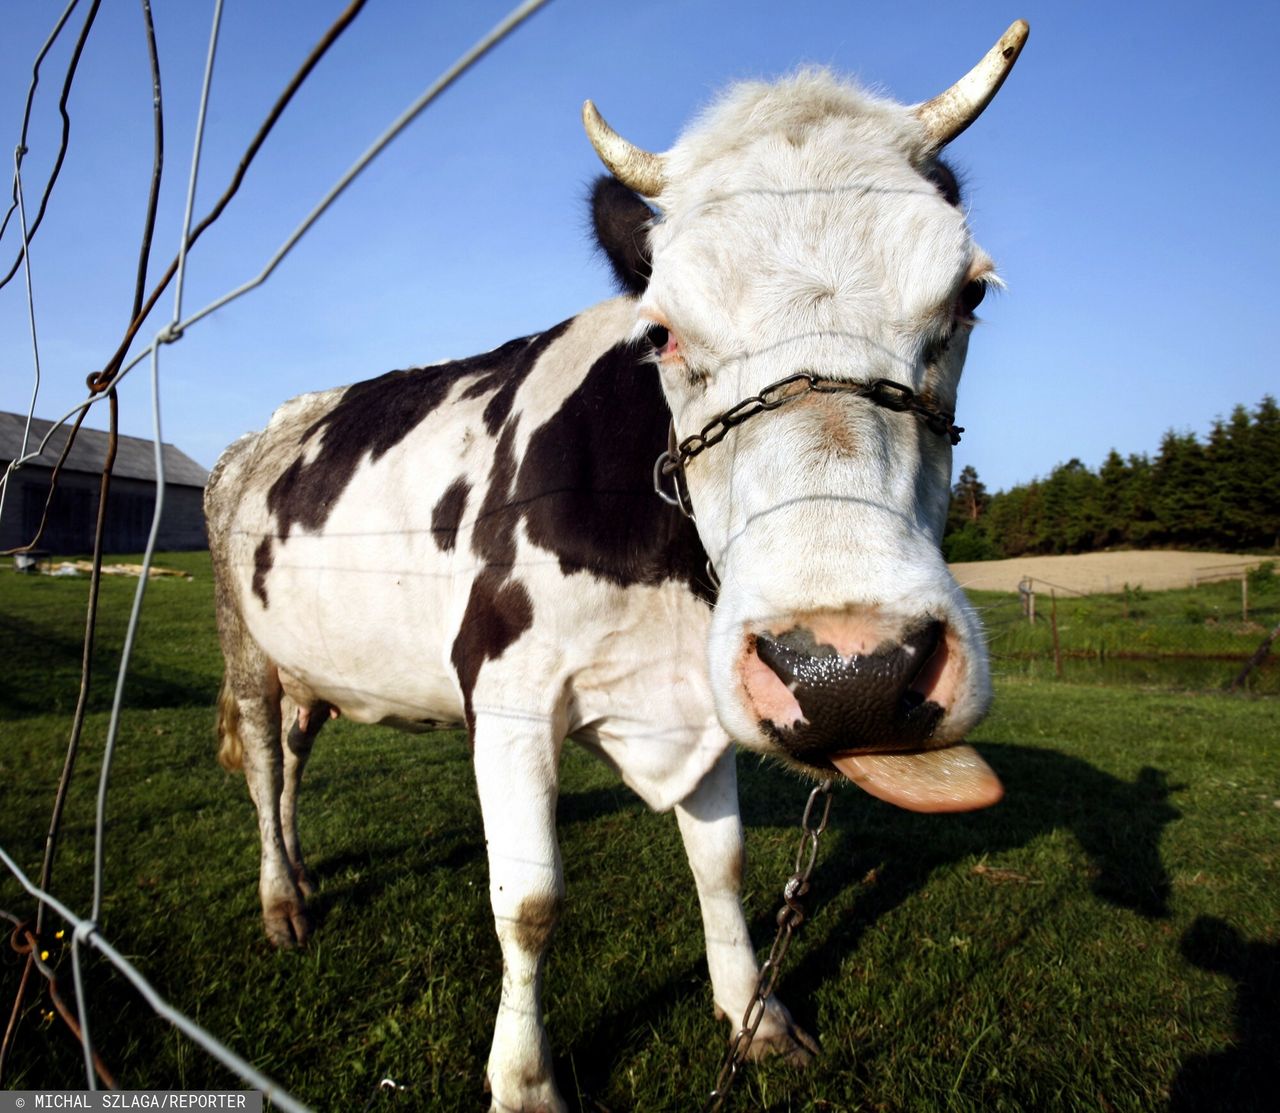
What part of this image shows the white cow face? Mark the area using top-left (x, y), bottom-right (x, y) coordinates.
top-left (585, 27), bottom-right (1027, 812)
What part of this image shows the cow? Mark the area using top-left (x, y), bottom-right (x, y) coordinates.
top-left (206, 21), bottom-right (1028, 1112)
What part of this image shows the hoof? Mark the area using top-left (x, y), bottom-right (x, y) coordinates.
top-left (722, 997), bottom-right (819, 1068)
top-left (744, 1019), bottom-right (820, 1067)
top-left (263, 900), bottom-right (311, 948)
top-left (483, 1071), bottom-right (568, 1113)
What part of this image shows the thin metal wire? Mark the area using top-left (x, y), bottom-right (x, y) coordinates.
top-left (169, 0), bottom-right (223, 330)
top-left (132, 0), bottom-right (164, 318)
top-left (173, 0), bottom-right (554, 337)
top-left (0, 144), bottom-right (44, 530)
top-left (0, 847), bottom-right (313, 1113)
top-left (91, 345), bottom-right (165, 928)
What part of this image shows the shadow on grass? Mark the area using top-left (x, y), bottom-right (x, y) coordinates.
top-left (769, 743), bottom-right (1180, 1039)
top-left (560, 742), bottom-right (1183, 1107)
top-left (0, 610), bottom-right (218, 718)
top-left (1168, 916), bottom-right (1279, 1113)
top-left (306, 837), bottom-right (484, 934)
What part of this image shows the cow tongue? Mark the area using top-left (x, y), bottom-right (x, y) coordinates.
top-left (830, 745), bottom-right (1003, 813)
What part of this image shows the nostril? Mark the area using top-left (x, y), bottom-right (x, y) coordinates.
top-left (765, 626), bottom-right (841, 660)
top-left (901, 620), bottom-right (943, 687)
top-left (903, 619), bottom-right (943, 661)
top-left (755, 630), bottom-right (844, 691)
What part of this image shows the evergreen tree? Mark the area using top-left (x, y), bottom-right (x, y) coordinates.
top-left (1097, 449), bottom-right (1130, 548)
top-left (1205, 406), bottom-right (1253, 547)
top-left (1247, 396), bottom-right (1280, 549)
top-left (1151, 431), bottom-right (1210, 546)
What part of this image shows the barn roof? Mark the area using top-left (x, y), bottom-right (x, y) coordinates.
top-left (0, 411), bottom-right (209, 489)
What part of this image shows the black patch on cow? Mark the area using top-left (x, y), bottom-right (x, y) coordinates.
top-left (431, 478), bottom-right (470, 552)
top-left (516, 342), bottom-right (712, 602)
top-left (450, 568), bottom-right (534, 732)
top-left (471, 422), bottom-right (521, 569)
top-left (460, 321), bottom-right (573, 436)
top-left (925, 159), bottom-right (964, 208)
top-left (448, 342), bottom-right (712, 738)
top-left (451, 421), bottom-right (530, 735)
top-left (251, 537), bottom-right (275, 606)
top-left (590, 175), bottom-right (654, 295)
top-left (251, 317), bottom-right (572, 606)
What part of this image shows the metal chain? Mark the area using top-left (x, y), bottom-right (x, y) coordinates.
top-left (655, 372), bottom-right (963, 514)
top-left (704, 778), bottom-right (835, 1113)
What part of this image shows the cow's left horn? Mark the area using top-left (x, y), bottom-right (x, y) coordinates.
top-left (582, 100), bottom-right (667, 199)
top-left (914, 20), bottom-right (1029, 150)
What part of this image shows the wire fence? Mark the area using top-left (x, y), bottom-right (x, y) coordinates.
top-left (0, 0), bottom-right (551, 1101)
top-left (976, 565), bottom-right (1280, 694)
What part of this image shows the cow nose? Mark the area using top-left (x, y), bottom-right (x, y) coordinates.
top-left (753, 619), bottom-right (946, 763)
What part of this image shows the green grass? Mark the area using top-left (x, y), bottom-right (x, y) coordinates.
top-left (1, 555), bottom-right (1277, 1110)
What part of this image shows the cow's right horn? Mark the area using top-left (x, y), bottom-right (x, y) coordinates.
top-left (582, 100), bottom-right (667, 199)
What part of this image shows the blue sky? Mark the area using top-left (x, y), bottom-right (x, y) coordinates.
top-left (2, 0), bottom-right (1277, 494)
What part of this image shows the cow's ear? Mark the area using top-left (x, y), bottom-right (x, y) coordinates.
top-left (590, 175), bottom-right (654, 295)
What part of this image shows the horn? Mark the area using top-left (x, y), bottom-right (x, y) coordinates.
top-left (582, 100), bottom-right (667, 199)
top-left (914, 20), bottom-right (1029, 150)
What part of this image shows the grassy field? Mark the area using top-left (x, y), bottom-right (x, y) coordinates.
top-left (970, 575), bottom-right (1280, 696)
top-left (1, 554), bottom-right (1277, 1110)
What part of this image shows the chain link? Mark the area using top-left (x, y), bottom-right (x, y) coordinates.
top-left (704, 778), bottom-right (834, 1113)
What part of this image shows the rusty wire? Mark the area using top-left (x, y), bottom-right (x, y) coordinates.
top-left (0, 0), bottom-right (555, 1098)
top-left (0, 0), bottom-right (102, 290)
top-left (1, 0), bottom-right (169, 1082)
top-left (6, 917), bottom-right (117, 1089)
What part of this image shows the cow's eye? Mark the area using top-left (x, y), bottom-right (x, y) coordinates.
top-left (957, 280), bottom-right (986, 318)
top-left (646, 323), bottom-right (680, 361)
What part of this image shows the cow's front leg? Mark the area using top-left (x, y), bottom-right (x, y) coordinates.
top-left (675, 746), bottom-right (819, 1065)
top-left (473, 715), bottom-right (567, 1113)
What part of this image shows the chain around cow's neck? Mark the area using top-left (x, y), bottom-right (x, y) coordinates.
top-left (654, 372), bottom-right (962, 520)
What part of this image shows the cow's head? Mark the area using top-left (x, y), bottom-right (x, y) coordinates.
top-left (584, 23), bottom-right (1028, 813)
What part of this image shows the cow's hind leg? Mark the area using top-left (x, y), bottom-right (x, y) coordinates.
top-left (473, 712), bottom-right (568, 1113)
top-left (278, 687), bottom-right (329, 898)
top-left (216, 640), bottom-right (311, 948)
top-left (675, 746), bottom-right (819, 1066)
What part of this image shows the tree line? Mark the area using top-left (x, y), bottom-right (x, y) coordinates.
top-left (943, 395), bottom-right (1280, 561)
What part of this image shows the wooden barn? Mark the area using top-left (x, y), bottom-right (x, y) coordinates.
top-left (0, 411), bottom-right (209, 555)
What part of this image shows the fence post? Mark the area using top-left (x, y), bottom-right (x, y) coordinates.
top-left (1050, 589), bottom-right (1063, 678)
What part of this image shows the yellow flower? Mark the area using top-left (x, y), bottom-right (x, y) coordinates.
top-left (40, 950), bottom-right (49, 961)
top-left (55, 930), bottom-right (65, 940)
